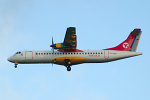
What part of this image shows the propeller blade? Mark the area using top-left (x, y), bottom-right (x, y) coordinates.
top-left (52, 48), bottom-right (54, 54)
top-left (52, 37), bottom-right (54, 53)
top-left (52, 37), bottom-right (54, 45)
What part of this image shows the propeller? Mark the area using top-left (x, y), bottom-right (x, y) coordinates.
top-left (50, 37), bottom-right (54, 53)
top-left (50, 37), bottom-right (54, 67)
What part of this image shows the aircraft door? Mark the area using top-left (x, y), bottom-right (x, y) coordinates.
top-left (25, 51), bottom-right (33, 60)
top-left (104, 51), bottom-right (109, 59)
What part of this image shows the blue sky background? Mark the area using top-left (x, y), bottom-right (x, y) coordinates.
top-left (0, 0), bottom-right (149, 100)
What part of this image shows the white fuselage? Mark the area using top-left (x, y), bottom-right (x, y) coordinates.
top-left (8, 50), bottom-right (142, 65)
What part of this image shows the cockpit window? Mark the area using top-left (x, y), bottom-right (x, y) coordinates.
top-left (15, 51), bottom-right (21, 54)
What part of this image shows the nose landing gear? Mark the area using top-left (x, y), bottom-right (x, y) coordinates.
top-left (14, 62), bottom-right (18, 68)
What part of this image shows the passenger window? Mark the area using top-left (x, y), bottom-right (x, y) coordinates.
top-left (60, 53), bottom-right (62, 55)
top-left (96, 52), bottom-right (97, 54)
top-left (57, 53), bottom-right (59, 55)
top-left (77, 53), bottom-right (78, 54)
top-left (71, 53), bottom-right (73, 55)
top-left (74, 53), bottom-right (75, 54)
top-left (55, 53), bottom-right (56, 55)
top-left (90, 52), bottom-right (92, 54)
top-left (85, 53), bottom-right (87, 54)
top-left (68, 53), bottom-right (70, 54)
top-left (98, 52), bottom-right (100, 54)
top-left (63, 53), bottom-right (64, 55)
top-left (47, 53), bottom-right (48, 55)
top-left (49, 53), bottom-right (51, 55)
top-left (93, 52), bottom-right (95, 54)
top-left (44, 53), bottom-right (46, 55)
top-left (82, 53), bottom-right (84, 54)
top-left (79, 53), bottom-right (81, 54)
top-left (101, 52), bottom-right (103, 54)
top-left (36, 53), bottom-right (38, 55)
top-left (88, 52), bottom-right (89, 54)
top-left (41, 53), bottom-right (43, 55)
top-left (39, 53), bottom-right (40, 55)
top-left (52, 53), bottom-right (53, 55)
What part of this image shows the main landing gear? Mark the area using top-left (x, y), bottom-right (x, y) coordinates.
top-left (65, 59), bottom-right (72, 71)
top-left (67, 66), bottom-right (71, 71)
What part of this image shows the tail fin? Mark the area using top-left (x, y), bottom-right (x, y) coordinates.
top-left (104, 29), bottom-right (142, 52)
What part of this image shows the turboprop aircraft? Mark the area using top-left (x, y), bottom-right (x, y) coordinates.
top-left (8, 27), bottom-right (142, 71)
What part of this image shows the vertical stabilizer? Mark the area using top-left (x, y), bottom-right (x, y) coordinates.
top-left (104, 29), bottom-right (142, 52)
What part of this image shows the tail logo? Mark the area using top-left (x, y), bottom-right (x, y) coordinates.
top-left (123, 42), bottom-right (129, 48)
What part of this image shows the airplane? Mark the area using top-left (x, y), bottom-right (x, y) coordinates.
top-left (8, 27), bottom-right (142, 71)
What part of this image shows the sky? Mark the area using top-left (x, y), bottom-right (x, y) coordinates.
top-left (0, 0), bottom-right (150, 100)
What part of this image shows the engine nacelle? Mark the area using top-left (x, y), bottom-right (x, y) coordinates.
top-left (50, 43), bottom-right (69, 49)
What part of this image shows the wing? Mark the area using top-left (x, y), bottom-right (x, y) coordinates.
top-left (63, 27), bottom-right (77, 49)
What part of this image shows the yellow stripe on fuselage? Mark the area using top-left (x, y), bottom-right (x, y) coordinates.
top-left (52, 57), bottom-right (85, 65)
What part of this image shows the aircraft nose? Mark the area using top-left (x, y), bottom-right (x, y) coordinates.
top-left (7, 57), bottom-right (10, 61)
top-left (7, 57), bottom-right (11, 62)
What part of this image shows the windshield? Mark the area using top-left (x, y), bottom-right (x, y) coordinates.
top-left (15, 51), bottom-right (21, 54)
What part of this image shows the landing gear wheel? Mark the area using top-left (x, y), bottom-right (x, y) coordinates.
top-left (67, 66), bottom-right (71, 71)
top-left (15, 64), bottom-right (17, 68)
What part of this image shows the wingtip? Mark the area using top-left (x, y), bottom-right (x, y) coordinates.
top-left (68, 27), bottom-right (75, 28)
